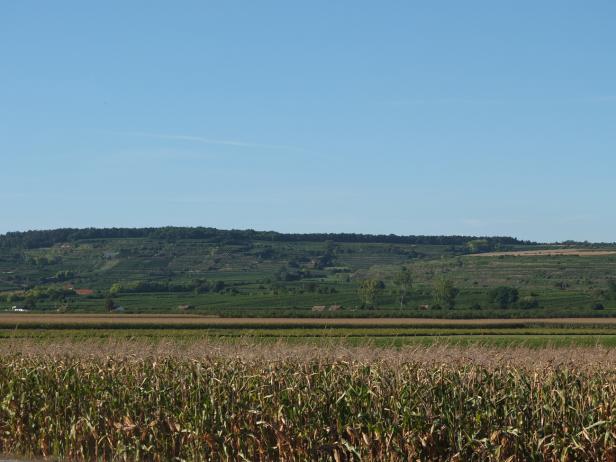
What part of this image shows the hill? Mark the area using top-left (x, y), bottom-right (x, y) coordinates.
top-left (0, 227), bottom-right (615, 317)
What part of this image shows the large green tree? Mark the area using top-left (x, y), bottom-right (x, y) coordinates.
top-left (358, 279), bottom-right (384, 308)
top-left (393, 267), bottom-right (413, 308)
top-left (433, 277), bottom-right (459, 309)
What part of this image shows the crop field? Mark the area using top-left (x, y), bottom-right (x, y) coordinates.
top-left (1, 340), bottom-right (616, 460)
top-left (1, 319), bottom-right (616, 459)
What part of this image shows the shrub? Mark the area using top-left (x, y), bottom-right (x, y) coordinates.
top-left (518, 296), bottom-right (540, 309)
top-left (487, 286), bottom-right (519, 309)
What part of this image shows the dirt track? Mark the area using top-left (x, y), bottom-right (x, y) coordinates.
top-left (1, 314), bottom-right (616, 327)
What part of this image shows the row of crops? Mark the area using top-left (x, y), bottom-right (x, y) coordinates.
top-left (1, 349), bottom-right (616, 460)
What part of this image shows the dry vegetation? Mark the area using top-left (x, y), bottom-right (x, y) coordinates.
top-left (4, 338), bottom-right (616, 367)
top-left (2, 341), bottom-right (616, 460)
top-left (470, 248), bottom-right (616, 257)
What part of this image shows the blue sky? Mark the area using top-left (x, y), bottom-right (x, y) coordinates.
top-left (1, 1), bottom-right (615, 242)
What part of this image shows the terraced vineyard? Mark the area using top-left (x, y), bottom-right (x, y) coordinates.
top-left (1, 227), bottom-right (616, 317)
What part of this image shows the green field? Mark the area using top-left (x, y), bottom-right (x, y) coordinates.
top-left (3, 314), bottom-right (616, 347)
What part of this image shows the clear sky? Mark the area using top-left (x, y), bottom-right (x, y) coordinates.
top-left (1, 1), bottom-right (615, 242)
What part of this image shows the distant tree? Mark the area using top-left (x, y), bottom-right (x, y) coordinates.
top-left (0, 227), bottom-right (535, 250)
top-left (466, 239), bottom-right (493, 254)
top-left (393, 267), bottom-right (413, 308)
top-left (23, 297), bottom-right (36, 310)
top-left (104, 297), bottom-right (115, 312)
top-left (608, 280), bottom-right (616, 299)
top-left (6, 293), bottom-right (17, 304)
top-left (487, 286), bottom-right (519, 309)
top-left (193, 280), bottom-right (210, 294)
top-left (358, 279), bottom-right (384, 308)
top-left (275, 267), bottom-right (289, 282)
top-left (433, 277), bottom-right (459, 309)
top-left (555, 281), bottom-right (569, 290)
top-left (325, 240), bottom-right (336, 253)
top-left (317, 242), bottom-right (336, 269)
top-left (276, 267), bottom-right (301, 282)
top-left (54, 270), bottom-right (75, 282)
top-left (518, 295), bottom-right (540, 309)
top-left (109, 283), bottom-right (123, 296)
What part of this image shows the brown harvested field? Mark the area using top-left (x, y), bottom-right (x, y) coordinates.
top-left (469, 248), bottom-right (616, 257)
top-left (2, 313), bottom-right (616, 327)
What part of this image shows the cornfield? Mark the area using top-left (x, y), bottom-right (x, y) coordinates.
top-left (1, 342), bottom-right (616, 461)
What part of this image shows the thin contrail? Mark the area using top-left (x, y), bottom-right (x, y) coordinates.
top-left (117, 131), bottom-right (306, 152)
